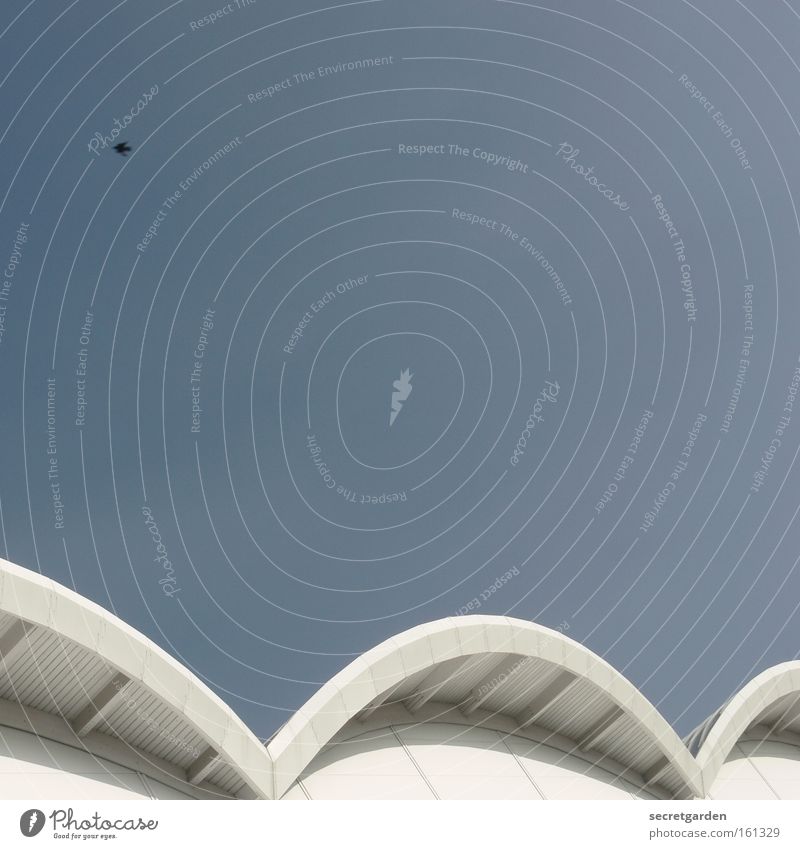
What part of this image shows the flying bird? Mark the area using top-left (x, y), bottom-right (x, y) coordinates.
top-left (114, 142), bottom-right (131, 156)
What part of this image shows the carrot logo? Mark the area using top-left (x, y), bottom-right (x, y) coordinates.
top-left (20, 809), bottom-right (45, 837)
top-left (389, 369), bottom-right (413, 426)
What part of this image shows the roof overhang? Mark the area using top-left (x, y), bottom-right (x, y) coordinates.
top-left (0, 558), bottom-right (273, 799)
top-left (692, 661), bottom-right (800, 792)
top-left (267, 615), bottom-right (703, 798)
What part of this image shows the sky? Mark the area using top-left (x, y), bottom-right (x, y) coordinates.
top-left (0, 0), bottom-right (799, 740)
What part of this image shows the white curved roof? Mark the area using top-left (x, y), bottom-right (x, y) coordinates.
top-left (266, 615), bottom-right (703, 798)
top-left (4, 554), bottom-right (797, 800)
top-left (688, 661), bottom-right (800, 793)
top-left (0, 557), bottom-right (273, 799)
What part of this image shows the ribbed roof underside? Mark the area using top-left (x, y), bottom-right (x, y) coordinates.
top-left (94, 680), bottom-right (207, 770)
top-left (482, 657), bottom-right (556, 716)
top-left (685, 685), bottom-right (800, 759)
top-left (0, 615), bottom-right (238, 798)
top-left (355, 653), bottom-right (688, 797)
top-left (206, 761), bottom-right (249, 796)
top-left (0, 611), bottom-right (17, 636)
top-left (0, 628), bottom-right (111, 717)
top-left (753, 691), bottom-right (800, 734)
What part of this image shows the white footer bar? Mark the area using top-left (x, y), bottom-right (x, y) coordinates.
top-left (1, 800), bottom-right (797, 848)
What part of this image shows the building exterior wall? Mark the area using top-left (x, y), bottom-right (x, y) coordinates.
top-left (0, 725), bottom-right (195, 800)
top-left (286, 723), bottom-right (659, 800)
top-left (708, 741), bottom-right (800, 800)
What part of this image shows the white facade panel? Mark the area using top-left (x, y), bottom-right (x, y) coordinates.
top-left (429, 774), bottom-right (542, 800)
top-left (291, 723), bottom-right (662, 800)
top-left (504, 735), bottom-right (644, 799)
top-left (0, 726), bottom-right (154, 799)
top-left (289, 727), bottom-right (437, 799)
top-left (710, 741), bottom-right (800, 800)
top-left (300, 772), bottom-right (437, 800)
top-left (304, 730), bottom-right (422, 778)
top-left (397, 724), bottom-right (542, 799)
top-left (280, 783), bottom-right (309, 799)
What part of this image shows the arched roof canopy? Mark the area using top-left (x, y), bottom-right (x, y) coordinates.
top-left (691, 662), bottom-right (800, 792)
top-left (0, 558), bottom-right (273, 799)
top-left (267, 615), bottom-right (702, 798)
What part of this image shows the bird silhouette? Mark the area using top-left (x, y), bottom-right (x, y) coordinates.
top-left (114, 142), bottom-right (131, 156)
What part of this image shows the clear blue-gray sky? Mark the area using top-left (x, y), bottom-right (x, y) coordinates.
top-left (0, 0), bottom-right (798, 739)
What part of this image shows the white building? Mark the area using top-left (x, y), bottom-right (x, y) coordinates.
top-left (0, 557), bottom-right (797, 799)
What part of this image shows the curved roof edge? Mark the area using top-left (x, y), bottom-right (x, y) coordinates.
top-left (0, 558), bottom-right (273, 799)
top-left (693, 661), bottom-right (800, 791)
top-left (266, 615), bottom-right (702, 798)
